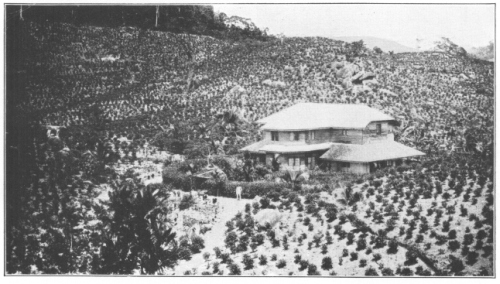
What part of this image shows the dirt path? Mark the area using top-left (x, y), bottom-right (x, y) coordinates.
top-left (172, 196), bottom-right (249, 275)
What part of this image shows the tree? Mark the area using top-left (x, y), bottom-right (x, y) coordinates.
top-left (95, 179), bottom-right (178, 274)
top-left (373, 46), bottom-right (383, 54)
top-left (448, 255), bottom-right (465, 275)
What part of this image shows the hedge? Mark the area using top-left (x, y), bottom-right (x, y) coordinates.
top-left (202, 180), bottom-right (290, 199)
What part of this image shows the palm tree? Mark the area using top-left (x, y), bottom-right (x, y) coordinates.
top-left (100, 178), bottom-right (178, 274)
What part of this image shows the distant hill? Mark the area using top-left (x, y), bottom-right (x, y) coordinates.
top-left (333, 36), bottom-right (417, 53)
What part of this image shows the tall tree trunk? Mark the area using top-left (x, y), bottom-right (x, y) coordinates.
top-left (155, 6), bottom-right (159, 28)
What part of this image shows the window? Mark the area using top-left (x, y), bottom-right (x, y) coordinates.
top-left (290, 132), bottom-right (300, 141)
top-left (340, 162), bottom-right (350, 168)
top-left (309, 130), bottom-right (315, 140)
top-left (376, 123), bottom-right (382, 135)
top-left (288, 156), bottom-right (304, 167)
top-left (341, 129), bottom-right (348, 136)
top-left (271, 131), bottom-right (279, 141)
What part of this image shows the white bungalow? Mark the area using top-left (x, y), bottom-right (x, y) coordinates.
top-left (241, 102), bottom-right (425, 174)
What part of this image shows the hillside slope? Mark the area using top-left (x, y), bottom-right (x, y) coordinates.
top-left (333, 36), bottom-right (417, 53)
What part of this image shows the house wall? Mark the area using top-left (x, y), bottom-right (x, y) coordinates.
top-left (263, 129), bottom-right (366, 145)
top-left (328, 161), bottom-right (370, 174)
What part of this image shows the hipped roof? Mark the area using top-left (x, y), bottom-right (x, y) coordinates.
top-left (240, 141), bottom-right (333, 154)
top-left (320, 141), bottom-right (425, 163)
top-left (258, 103), bottom-right (396, 131)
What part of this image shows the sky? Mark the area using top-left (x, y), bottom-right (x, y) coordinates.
top-left (212, 4), bottom-right (494, 49)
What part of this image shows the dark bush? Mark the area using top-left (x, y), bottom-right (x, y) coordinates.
top-left (307, 264), bottom-right (320, 275)
top-left (299, 259), bottom-right (309, 271)
top-left (228, 263), bottom-right (241, 275)
top-left (399, 267), bottom-right (414, 276)
top-left (191, 235), bottom-right (205, 253)
top-left (466, 251), bottom-right (479, 265)
top-left (359, 259), bottom-right (367, 267)
top-left (321, 257), bottom-right (333, 270)
top-left (448, 240), bottom-right (460, 252)
top-left (449, 255), bottom-right (465, 274)
top-left (381, 267), bottom-right (394, 276)
top-left (178, 247), bottom-right (192, 260)
top-left (242, 254), bottom-right (254, 270)
top-left (179, 194), bottom-right (196, 210)
top-left (258, 254), bottom-right (267, 265)
top-left (276, 259), bottom-right (287, 268)
top-left (365, 267), bottom-right (379, 276)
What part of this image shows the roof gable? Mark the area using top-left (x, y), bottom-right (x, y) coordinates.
top-left (258, 103), bottom-right (395, 131)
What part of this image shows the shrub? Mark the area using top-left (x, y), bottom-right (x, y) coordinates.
top-left (326, 231), bottom-right (333, 244)
top-left (294, 254), bottom-right (302, 264)
top-left (228, 263), bottom-right (241, 275)
top-left (404, 250), bottom-right (418, 266)
top-left (178, 247), bottom-right (192, 260)
top-left (359, 259), bottom-right (367, 267)
top-left (449, 255), bottom-right (465, 274)
top-left (226, 220), bottom-right (235, 232)
top-left (245, 203), bottom-right (251, 213)
top-left (250, 242), bottom-right (258, 252)
top-left (303, 217), bottom-right (311, 226)
top-left (399, 267), bottom-right (414, 276)
top-left (258, 254), bottom-right (267, 265)
top-left (203, 252), bottom-right (211, 262)
top-left (365, 247), bottom-right (373, 255)
top-left (463, 233), bottom-right (474, 246)
top-left (387, 239), bottom-right (398, 254)
top-left (276, 259), bottom-right (287, 269)
top-left (365, 267), bottom-right (379, 276)
top-left (381, 267), bottom-right (394, 276)
top-left (212, 261), bottom-right (220, 274)
top-left (307, 264), bottom-right (320, 275)
top-left (372, 253), bottom-right (382, 262)
top-left (271, 254), bottom-right (277, 261)
top-left (191, 235), bottom-right (205, 253)
top-left (225, 232), bottom-right (238, 252)
top-left (213, 247), bottom-right (222, 259)
top-left (321, 256), bottom-right (333, 270)
top-left (357, 237), bottom-right (367, 251)
top-left (201, 271), bottom-right (212, 275)
top-left (446, 240), bottom-right (460, 252)
top-left (220, 252), bottom-right (230, 263)
top-left (179, 194), bottom-right (196, 210)
top-left (252, 233), bottom-right (265, 245)
top-left (350, 252), bottom-right (358, 261)
top-left (242, 254), bottom-right (254, 270)
top-left (321, 244), bottom-right (328, 254)
top-left (259, 197), bottom-right (270, 209)
top-left (347, 232), bottom-right (355, 244)
top-left (342, 248), bottom-right (349, 257)
top-left (448, 230), bottom-right (457, 239)
top-left (299, 259), bottom-right (309, 271)
top-left (308, 223), bottom-right (314, 232)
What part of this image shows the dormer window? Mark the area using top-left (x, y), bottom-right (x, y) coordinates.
top-left (271, 131), bottom-right (279, 141)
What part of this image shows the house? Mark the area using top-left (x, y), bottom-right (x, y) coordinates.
top-left (240, 103), bottom-right (425, 174)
